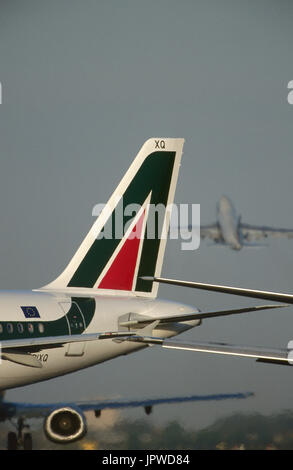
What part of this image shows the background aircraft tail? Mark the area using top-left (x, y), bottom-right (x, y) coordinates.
top-left (43, 138), bottom-right (184, 298)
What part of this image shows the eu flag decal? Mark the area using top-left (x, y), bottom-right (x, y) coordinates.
top-left (21, 306), bottom-right (40, 318)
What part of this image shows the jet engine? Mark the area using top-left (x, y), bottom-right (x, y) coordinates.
top-left (44, 407), bottom-right (87, 443)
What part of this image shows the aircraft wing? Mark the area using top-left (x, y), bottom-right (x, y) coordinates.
top-left (0, 332), bottom-right (136, 368)
top-left (3, 391), bottom-right (254, 420)
top-left (142, 276), bottom-right (293, 304)
top-left (241, 223), bottom-right (293, 241)
top-left (170, 224), bottom-right (221, 241)
top-left (0, 331), bottom-right (140, 352)
top-left (126, 334), bottom-right (291, 366)
top-left (0, 332), bottom-right (101, 351)
top-left (119, 304), bottom-right (287, 327)
top-left (199, 224), bottom-right (221, 241)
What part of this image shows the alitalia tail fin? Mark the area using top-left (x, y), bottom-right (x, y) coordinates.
top-left (43, 138), bottom-right (184, 297)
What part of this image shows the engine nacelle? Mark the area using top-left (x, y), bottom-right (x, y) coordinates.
top-left (44, 407), bottom-right (87, 444)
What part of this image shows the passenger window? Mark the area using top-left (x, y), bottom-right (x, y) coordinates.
top-left (17, 323), bottom-right (24, 334)
top-left (38, 323), bottom-right (44, 334)
top-left (28, 323), bottom-right (34, 334)
top-left (7, 323), bottom-right (13, 334)
top-left (0, 324), bottom-right (3, 334)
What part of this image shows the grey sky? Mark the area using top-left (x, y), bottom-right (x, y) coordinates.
top-left (1, 0), bottom-right (293, 431)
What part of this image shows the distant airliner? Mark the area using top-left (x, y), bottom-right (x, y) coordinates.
top-left (194, 195), bottom-right (293, 250)
top-left (0, 139), bottom-right (287, 449)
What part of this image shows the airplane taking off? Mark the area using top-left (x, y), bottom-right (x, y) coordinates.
top-left (0, 138), bottom-right (289, 449)
top-left (196, 195), bottom-right (293, 250)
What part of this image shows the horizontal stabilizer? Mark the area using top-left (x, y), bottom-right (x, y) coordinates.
top-left (119, 304), bottom-right (287, 327)
top-left (124, 333), bottom-right (292, 365)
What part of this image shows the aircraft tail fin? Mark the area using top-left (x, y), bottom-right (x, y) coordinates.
top-left (43, 138), bottom-right (184, 298)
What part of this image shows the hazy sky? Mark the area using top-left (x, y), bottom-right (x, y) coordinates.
top-left (1, 0), bottom-right (293, 432)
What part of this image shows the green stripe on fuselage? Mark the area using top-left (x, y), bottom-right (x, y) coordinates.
top-left (0, 298), bottom-right (95, 341)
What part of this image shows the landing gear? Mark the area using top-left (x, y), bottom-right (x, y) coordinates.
top-left (7, 418), bottom-right (33, 450)
top-left (23, 433), bottom-right (33, 450)
top-left (7, 432), bottom-right (18, 450)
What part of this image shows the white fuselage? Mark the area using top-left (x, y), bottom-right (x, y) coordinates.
top-left (217, 196), bottom-right (242, 250)
top-left (0, 290), bottom-right (199, 391)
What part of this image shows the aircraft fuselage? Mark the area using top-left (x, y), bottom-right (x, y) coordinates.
top-left (217, 196), bottom-right (242, 250)
top-left (0, 290), bottom-right (198, 390)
